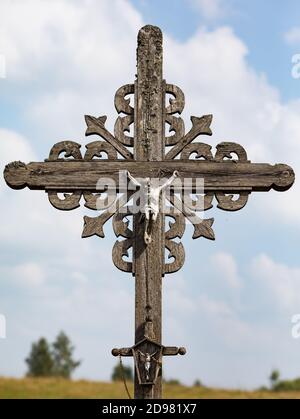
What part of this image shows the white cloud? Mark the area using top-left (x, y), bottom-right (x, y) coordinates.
top-left (211, 252), bottom-right (241, 289)
top-left (0, 0), bottom-right (142, 81)
top-left (13, 262), bottom-right (45, 287)
top-left (284, 27), bottom-right (300, 45)
top-left (252, 254), bottom-right (300, 311)
top-left (190, 0), bottom-right (227, 20)
top-left (164, 26), bottom-right (299, 225)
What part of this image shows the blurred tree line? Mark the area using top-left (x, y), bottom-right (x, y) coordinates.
top-left (25, 331), bottom-right (80, 379)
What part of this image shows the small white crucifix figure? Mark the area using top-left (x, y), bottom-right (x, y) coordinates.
top-left (127, 170), bottom-right (179, 244)
top-left (137, 350), bottom-right (159, 382)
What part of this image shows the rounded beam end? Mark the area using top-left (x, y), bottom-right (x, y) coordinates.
top-left (3, 161), bottom-right (28, 190)
top-left (274, 164), bottom-right (295, 191)
top-left (178, 347), bottom-right (186, 355)
top-left (111, 348), bottom-right (120, 357)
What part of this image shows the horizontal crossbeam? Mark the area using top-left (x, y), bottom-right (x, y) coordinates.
top-left (111, 346), bottom-right (186, 357)
top-left (4, 160), bottom-right (294, 193)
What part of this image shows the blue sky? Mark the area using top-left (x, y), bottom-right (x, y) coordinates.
top-left (132, 0), bottom-right (300, 101)
top-left (1, 0), bottom-right (300, 390)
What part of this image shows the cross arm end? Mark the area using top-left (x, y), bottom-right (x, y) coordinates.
top-left (3, 161), bottom-right (28, 190)
top-left (272, 163), bottom-right (295, 191)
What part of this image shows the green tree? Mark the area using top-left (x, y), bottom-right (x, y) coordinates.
top-left (25, 338), bottom-right (53, 377)
top-left (51, 331), bottom-right (81, 379)
top-left (269, 369), bottom-right (280, 390)
top-left (194, 379), bottom-right (202, 387)
top-left (112, 363), bottom-right (133, 382)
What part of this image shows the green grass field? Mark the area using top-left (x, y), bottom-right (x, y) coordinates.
top-left (0, 377), bottom-right (300, 399)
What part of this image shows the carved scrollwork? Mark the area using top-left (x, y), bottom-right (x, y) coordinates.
top-left (165, 84), bottom-right (185, 147)
top-left (167, 193), bottom-right (215, 241)
top-left (114, 115), bottom-right (134, 147)
top-left (165, 114), bottom-right (213, 160)
top-left (180, 143), bottom-right (213, 160)
top-left (113, 209), bottom-right (133, 238)
top-left (164, 240), bottom-right (185, 274)
top-left (112, 238), bottom-right (133, 272)
top-left (165, 115), bottom-right (185, 146)
top-left (215, 191), bottom-right (250, 211)
top-left (165, 209), bottom-right (185, 240)
top-left (48, 141), bottom-right (82, 161)
top-left (85, 114), bottom-right (133, 160)
top-left (112, 209), bottom-right (133, 273)
top-left (81, 193), bottom-right (131, 238)
top-left (181, 192), bottom-right (214, 212)
top-left (114, 84), bottom-right (134, 115)
top-left (114, 84), bottom-right (135, 147)
top-left (48, 191), bottom-right (82, 210)
top-left (164, 208), bottom-right (186, 273)
top-left (215, 142), bottom-right (248, 162)
top-left (165, 84), bottom-right (185, 115)
top-left (83, 191), bottom-right (117, 210)
top-left (84, 141), bottom-right (118, 160)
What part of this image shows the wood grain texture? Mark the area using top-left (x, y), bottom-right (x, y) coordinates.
top-left (4, 160), bottom-right (294, 192)
top-left (133, 24), bottom-right (164, 399)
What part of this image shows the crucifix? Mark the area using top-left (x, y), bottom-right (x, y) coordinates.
top-left (4, 25), bottom-right (294, 399)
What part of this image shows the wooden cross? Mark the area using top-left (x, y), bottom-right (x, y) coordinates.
top-left (4, 25), bottom-right (294, 399)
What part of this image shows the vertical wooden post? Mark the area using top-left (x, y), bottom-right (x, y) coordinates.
top-left (133, 25), bottom-right (165, 399)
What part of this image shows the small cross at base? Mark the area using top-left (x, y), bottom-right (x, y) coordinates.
top-left (112, 321), bottom-right (186, 388)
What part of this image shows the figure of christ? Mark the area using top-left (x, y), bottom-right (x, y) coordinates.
top-left (127, 170), bottom-right (179, 244)
top-left (137, 350), bottom-right (160, 382)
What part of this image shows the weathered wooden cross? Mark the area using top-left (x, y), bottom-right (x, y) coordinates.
top-left (4, 25), bottom-right (294, 399)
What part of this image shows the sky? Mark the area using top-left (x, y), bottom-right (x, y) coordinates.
top-left (0, 0), bottom-right (300, 390)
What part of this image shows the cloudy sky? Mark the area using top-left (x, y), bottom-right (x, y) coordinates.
top-left (1, 0), bottom-right (300, 390)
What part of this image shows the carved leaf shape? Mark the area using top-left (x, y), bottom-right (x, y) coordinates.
top-left (85, 115), bottom-right (107, 136)
top-left (190, 115), bottom-right (213, 136)
top-left (192, 218), bottom-right (215, 240)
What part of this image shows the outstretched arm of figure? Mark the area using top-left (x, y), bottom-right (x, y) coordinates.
top-left (159, 170), bottom-right (179, 192)
top-left (137, 349), bottom-right (145, 359)
top-left (127, 170), bottom-right (142, 188)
